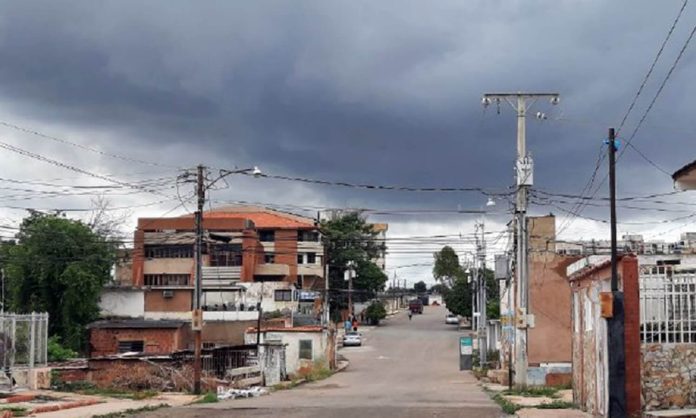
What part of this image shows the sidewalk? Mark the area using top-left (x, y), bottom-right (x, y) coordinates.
top-left (3, 391), bottom-right (196, 418)
top-left (515, 408), bottom-right (592, 418)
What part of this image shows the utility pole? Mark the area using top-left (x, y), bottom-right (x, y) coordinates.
top-left (482, 92), bottom-right (559, 387)
top-left (192, 164), bottom-right (205, 395)
top-left (607, 127), bottom-right (626, 417)
top-left (477, 220), bottom-right (488, 365)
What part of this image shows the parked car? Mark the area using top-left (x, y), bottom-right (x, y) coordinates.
top-left (445, 313), bottom-right (459, 325)
top-left (343, 331), bottom-right (362, 347)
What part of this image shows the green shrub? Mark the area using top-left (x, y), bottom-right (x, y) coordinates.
top-left (536, 400), bottom-right (575, 409)
top-left (502, 386), bottom-right (559, 398)
top-left (365, 301), bottom-right (387, 324)
top-left (492, 393), bottom-right (521, 414)
top-left (196, 392), bottom-right (218, 403)
top-left (47, 336), bottom-right (77, 362)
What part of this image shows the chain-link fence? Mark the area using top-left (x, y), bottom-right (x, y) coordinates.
top-left (0, 313), bottom-right (49, 370)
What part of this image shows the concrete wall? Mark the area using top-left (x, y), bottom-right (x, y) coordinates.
top-left (246, 331), bottom-right (325, 375)
top-left (527, 214), bottom-right (579, 365)
top-left (99, 288), bottom-right (144, 318)
top-left (529, 253), bottom-right (578, 364)
top-left (569, 256), bottom-right (641, 418)
top-left (143, 258), bottom-right (194, 276)
top-left (240, 282), bottom-right (298, 313)
top-left (202, 321), bottom-right (258, 346)
top-left (642, 343), bottom-right (696, 410)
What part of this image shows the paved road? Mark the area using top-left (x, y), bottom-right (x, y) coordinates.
top-left (135, 305), bottom-right (501, 418)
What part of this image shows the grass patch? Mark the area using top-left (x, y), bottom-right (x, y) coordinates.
top-left (295, 360), bottom-right (333, 383)
top-left (536, 400), bottom-right (575, 409)
top-left (471, 366), bottom-right (490, 380)
top-left (492, 393), bottom-right (521, 415)
top-left (502, 386), bottom-right (559, 398)
top-left (195, 392), bottom-right (218, 403)
top-left (92, 404), bottom-right (169, 418)
top-left (0, 406), bottom-right (28, 417)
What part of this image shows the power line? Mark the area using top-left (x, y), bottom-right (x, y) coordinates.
top-left (0, 121), bottom-right (179, 168)
top-left (0, 140), bottom-right (176, 198)
top-left (235, 171), bottom-right (515, 196)
top-left (616, 0), bottom-right (689, 135)
top-left (619, 22), bottom-right (696, 161)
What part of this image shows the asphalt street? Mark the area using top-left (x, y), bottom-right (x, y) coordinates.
top-left (135, 305), bottom-right (502, 418)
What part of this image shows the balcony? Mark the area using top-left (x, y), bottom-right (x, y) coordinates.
top-left (255, 264), bottom-right (289, 276)
top-left (202, 266), bottom-right (241, 287)
top-left (298, 264), bottom-right (323, 277)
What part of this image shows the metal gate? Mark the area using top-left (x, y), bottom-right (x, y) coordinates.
top-left (639, 265), bottom-right (696, 344)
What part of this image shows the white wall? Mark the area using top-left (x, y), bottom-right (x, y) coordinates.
top-left (240, 282), bottom-right (298, 313)
top-left (99, 288), bottom-right (144, 318)
top-left (245, 331), bottom-right (325, 375)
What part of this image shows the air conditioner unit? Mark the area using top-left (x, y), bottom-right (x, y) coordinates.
top-left (162, 290), bottom-right (174, 299)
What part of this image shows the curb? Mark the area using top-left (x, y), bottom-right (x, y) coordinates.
top-left (335, 360), bottom-right (349, 373)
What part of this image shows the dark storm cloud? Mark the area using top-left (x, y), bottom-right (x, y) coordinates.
top-left (0, 0), bottom-right (694, 219)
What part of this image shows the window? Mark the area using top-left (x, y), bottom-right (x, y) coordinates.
top-left (144, 245), bottom-right (193, 259)
top-left (259, 230), bottom-right (275, 242)
top-left (209, 244), bottom-right (242, 267)
top-left (275, 289), bottom-right (293, 302)
top-left (297, 253), bottom-right (316, 265)
top-left (298, 231), bottom-right (319, 242)
top-left (118, 340), bottom-right (144, 353)
top-left (264, 254), bottom-right (275, 264)
top-left (299, 340), bottom-right (312, 360)
top-left (144, 274), bottom-right (190, 286)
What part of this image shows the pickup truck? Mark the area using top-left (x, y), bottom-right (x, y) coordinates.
top-left (409, 299), bottom-right (424, 314)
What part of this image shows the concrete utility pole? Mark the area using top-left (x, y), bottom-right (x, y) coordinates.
top-left (193, 164), bottom-right (205, 394)
top-left (476, 219), bottom-right (487, 365)
top-left (482, 92), bottom-right (559, 387)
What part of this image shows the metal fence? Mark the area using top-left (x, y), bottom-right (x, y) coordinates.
top-left (172, 345), bottom-right (255, 379)
top-left (640, 266), bottom-right (696, 344)
top-left (0, 313), bottom-right (49, 370)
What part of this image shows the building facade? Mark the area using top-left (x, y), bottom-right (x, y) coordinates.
top-left (129, 205), bottom-right (325, 319)
top-left (96, 206), bottom-right (326, 354)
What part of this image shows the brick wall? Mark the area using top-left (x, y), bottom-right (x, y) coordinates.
top-left (144, 289), bottom-right (192, 312)
top-left (275, 229), bottom-right (298, 282)
top-left (90, 327), bottom-right (186, 357)
top-left (622, 257), bottom-right (641, 417)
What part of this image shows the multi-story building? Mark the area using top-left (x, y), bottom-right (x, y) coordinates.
top-left (96, 206), bottom-right (325, 353)
top-left (130, 205), bottom-right (324, 318)
top-left (372, 223), bottom-right (388, 272)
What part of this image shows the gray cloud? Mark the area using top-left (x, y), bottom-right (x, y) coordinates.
top-left (0, 0), bottom-right (694, 264)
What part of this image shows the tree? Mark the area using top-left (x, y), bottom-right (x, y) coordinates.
top-left (413, 281), bottom-right (427, 293)
top-left (365, 300), bottom-right (387, 325)
top-left (443, 275), bottom-right (472, 317)
top-left (3, 212), bottom-right (117, 351)
top-left (321, 212), bottom-right (387, 313)
top-left (432, 246), bottom-right (465, 287)
top-left (432, 245), bottom-right (499, 320)
top-left (429, 283), bottom-right (449, 295)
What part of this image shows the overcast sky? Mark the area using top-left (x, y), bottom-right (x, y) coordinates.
top-left (0, 1), bottom-right (695, 284)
